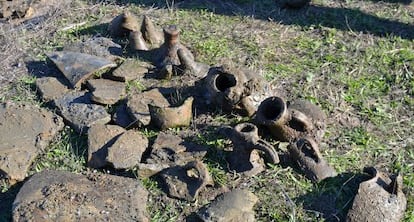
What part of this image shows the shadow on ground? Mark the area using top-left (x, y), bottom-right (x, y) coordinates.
top-left (295, 172), bottom-right (369, 222)
top-left (0, 182), bottom-right (23, 222)
top-left (102, 0), bottom-right (414, 40)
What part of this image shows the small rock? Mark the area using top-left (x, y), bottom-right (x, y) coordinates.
top-left (160, 160), bottom-right (212, 201)
top-left (127, 88), bottom-right (169, 127)
top-left (87, 124), bottom-right (126, 168)
top-left (13, 170), bottom-right (149, 221)
top-left (54, 91), bottom-right (111, 133)
top-left (87, 79), bottom-right (126, 105)
top-left (197, 189), bottom-right (258, 222)
top-left (47, 51), bottom-right (117, 88)
top-left (35, 77), bottom-right (69, 101)
top-left (111, 59), bottom-right (151, 82)
top-left (63, 37), bottom-right (122, 62)
top-left (113, 101), bottom-right (137, 128)
top-left (106, 130), bottom-right (149, 169)
top-left (0, 102), bottom-right (64, 181)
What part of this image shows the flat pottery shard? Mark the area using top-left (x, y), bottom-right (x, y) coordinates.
top-left (159, 160), bottom-right (212, 201)
top-left (53, 91), bottom-right (111, 133)
top-left (127, 88), bottom-right (169, 127)
top-left (63, 37), bottom-right (122, 62)
top-left (347, 167), bottom-right (407, 222)
top-left (47, 51), bottom-right (117, 88)
top-left (35, 77), bottom-right (69, 101)
top-left (111, 59), bottom-right (151, 82)
top-left (87, 124), bottom-right (125, 168)
top-left (197, 189), bottom-right (258, 222)
top-left (0, 102), bottom-right (64, 181)
top-left (106, 130), bottom-right (149, 169)
top-left (87, 79), bottom-right (126, 105)
top-left (13, 170), bottom-right (149, 222)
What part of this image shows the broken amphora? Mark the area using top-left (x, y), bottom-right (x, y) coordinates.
top-left (149, 96), bottom-right (193, 130)
top-left (160, 160), bottom-right (213, 201)
top-left (255, 96), bottom-right (325, 142)
top-left (204, 63), bottom-right (267, 116)
top-left (152, 25), bottom-right (195, 79)
top-left (223, 123), bottom-right (279, 176)
top-left (288, 137), bottom-right (336, 182)
top-left (108, 11), bottom-right (140, 37)
top-left (347, 167), bottom-right (407, 222)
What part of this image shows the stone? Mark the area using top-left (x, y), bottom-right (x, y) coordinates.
top-left (113, 101), bottom-right (137, 129)
top-left (197, 189), bottom-right (258, 222)
top-left (127, 88), bottom-right (169, 127)
top-left (106, 130), bottom-right (149, 169)
top-left (47, 51), bottom-right (117, 88)
top-left (87, 124), bottom-right (126, 168)
top-left (53, 91), bottom-right (111, 134)
top-left (35, 77), bottom-right (69, 101)
top-left (0, 102), bottom-right (64, 181)
top-left (63, 37), bottom-right (122, 62)
top-left (159, 160), bottom-right (212, 201)
top-left (111, 59), bottom-right (151, 82)
top-left (13, 170), bottom-right (149, 221)
top-left (87, 79), bottom-right (126, 105)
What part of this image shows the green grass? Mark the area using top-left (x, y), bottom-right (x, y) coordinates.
top-left (0, 0), bottom-right (413, 221)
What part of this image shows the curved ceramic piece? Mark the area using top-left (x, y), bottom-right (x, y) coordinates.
top-left (141, 15), bottom-right (164, 47)
top-left (129, 31), bottom-right (148, 51)
top-left (347, 167), bottom-right (407, 222)
top-left (149, 97), bottom-right (194, 130)
top-left (287, 137), bottom-right (336, 182)
top-left (177, 48), bottom-right (210, 79)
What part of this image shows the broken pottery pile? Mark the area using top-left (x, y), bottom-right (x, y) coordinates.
top-left (1, 10), bottom-right (407, 221)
